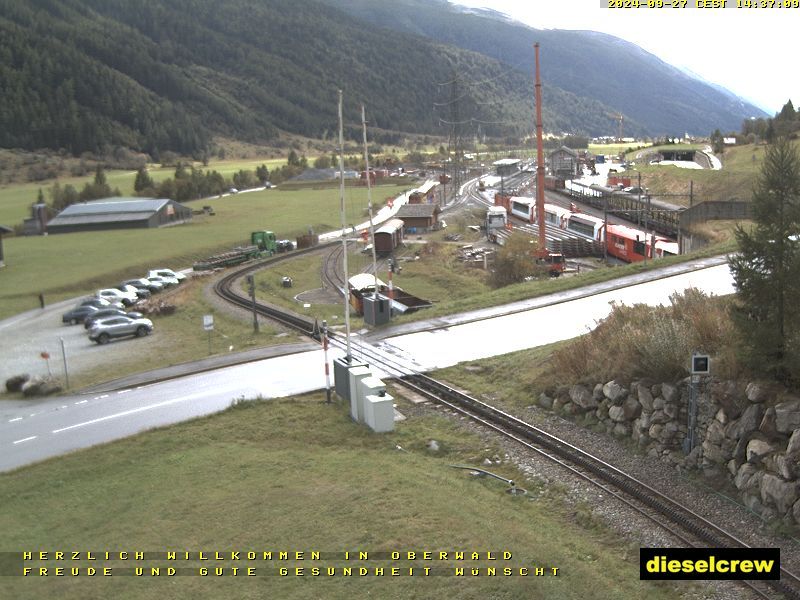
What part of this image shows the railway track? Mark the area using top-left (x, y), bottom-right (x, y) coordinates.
top-left (212, 246), bottom-right (800, 600)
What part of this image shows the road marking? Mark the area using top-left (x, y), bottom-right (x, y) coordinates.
top-left (51, 392), bottom-right (208, 434)
top-left (75, 400), bottom-right (88, 405)
top-left (8, 417), bottom-right (22, 423)
top-left (13, 436), bottom-right (37, 445)
top-left (117, 389), bottom-right (131, 395)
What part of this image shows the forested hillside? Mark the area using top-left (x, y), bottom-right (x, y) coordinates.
top-left (0, 0), bottom-right (766, 157)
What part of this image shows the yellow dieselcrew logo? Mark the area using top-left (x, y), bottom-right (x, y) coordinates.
top-left (640, 548), bottom-right (780, 580)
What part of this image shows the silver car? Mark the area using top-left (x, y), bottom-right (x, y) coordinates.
top-left (88, 315), bottom-right (154, 344)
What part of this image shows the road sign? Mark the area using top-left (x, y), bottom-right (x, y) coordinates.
top-left (203, 315), bottom-right (214, 331)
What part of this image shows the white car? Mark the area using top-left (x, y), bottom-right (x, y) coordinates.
top-left (147, 275), bottom-right (178, 288)
top-left (148, 268), bottom-right (186, 283)
top-left (96, 288), bottom-right (138, 307)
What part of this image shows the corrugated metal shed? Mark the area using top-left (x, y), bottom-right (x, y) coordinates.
top-left (47, 197), bottom-right (192, 233)
top-left (56, 198), bottom-right (170, 216)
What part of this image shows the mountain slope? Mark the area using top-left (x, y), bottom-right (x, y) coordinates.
top-left (2, 0), bottom-right (592, 155)
top-left (321, 0), bottom-right (767, 136)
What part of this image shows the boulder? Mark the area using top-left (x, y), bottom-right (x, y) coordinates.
top-left (653, 396), bottom-right (665, 411)
top-left (725, 404), bottom-right (764, 441)
top-left (650, 409), bottom-right (671, 425)
top-left (727, 459), bottom-right (739, 477)
top-left (595, 404), bottom-right (609, 421)
top-left (592, 383), bottom-right (605, 401)
top-left (621, 396), bottom-right (642, 420)
top-left (569, 385), bottom-right (597, 410)
top-left (774, 398), bottom-right (800, 434)
top-left (710, 380), bottom-right (747, 420)
top-left (775, 452), bottom-right (800, 481)
top-left (743, 491), bottom-right (765, 513)
top-left (746, 438), bottom-right (777, 463)
top-left (735, 463), bottom-right (758, 490)
top-left (608, 406), bottom-right (627, 423)
top-left (745, 381), bottom-right (771, 404)
top-left (661, 382), bottom-right (679, 404)
top-left (702, 438), bottom-right (726, 465)
top-left (661, 421), bottom-right (679, 442)
top-left (705, 420), bottom-right (725, 445)
top-left (636, 411), bottom-right (652, 430)
top-left (760, 473), bottom-right (799, 515)
top-left (759, 407), bottom-right (779, 439)
top-left (602, 380), bottom-right (627, 403)
top-left (538, 393), bottom-right (553, 410)
top-left (21, 376), bottom-right (62, 397)
top-left (787, 429), bottom-right (800, 455)
top-left (637, 385), bottom-right (655, 412)
top-left (663, 403), bottom-right (679, 421)
top-left (5, 374), bottom-right (30, 393)
top-left (732, 435), bottom-right (750, 464)
top-left (649, 423), bottom-right (664, 440)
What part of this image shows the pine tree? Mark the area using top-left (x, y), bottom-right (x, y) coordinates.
top-left (728, 138), bottom-right (800, 382)
top-left (134, 167), bottom-right (154, 194)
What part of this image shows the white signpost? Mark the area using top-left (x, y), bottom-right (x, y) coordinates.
top-left (203, 315), bottom-right (214, 354)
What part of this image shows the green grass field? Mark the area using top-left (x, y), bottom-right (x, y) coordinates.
top-left (0, 184), bottom-right (410, 319)
top-left (0, 393), bottom-right (692, 600)
top-left (0, 158), bottom-right (307, 226)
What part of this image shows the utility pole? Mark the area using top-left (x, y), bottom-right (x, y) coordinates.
top-left (446, 71), bottom-right (465, 200)
top-left (246, 275), bottom-right (259, 333)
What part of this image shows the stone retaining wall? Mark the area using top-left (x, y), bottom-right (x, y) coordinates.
top-left (538, 378), bottom-right (800, 527)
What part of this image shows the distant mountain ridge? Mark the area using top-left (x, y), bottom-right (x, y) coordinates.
top-left (321, 0), bottom-right (768, 136)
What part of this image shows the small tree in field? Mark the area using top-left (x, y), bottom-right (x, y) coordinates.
top-left (728, 137), bottom-right (800, 383)
top-left (489, 232), bottom-right (547, 288)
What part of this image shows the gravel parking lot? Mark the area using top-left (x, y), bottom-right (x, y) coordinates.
top-left (0, 297), bottom-right (154, 389)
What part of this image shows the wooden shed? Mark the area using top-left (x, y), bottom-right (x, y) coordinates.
top-left (396, 204), bottom-right (441, 233)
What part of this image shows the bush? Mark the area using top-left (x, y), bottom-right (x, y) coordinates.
top-left (552, 289), bottom-right (740, 383)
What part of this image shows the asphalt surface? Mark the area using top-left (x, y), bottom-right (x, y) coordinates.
top-left (0, 256), bottom-right (736, 472)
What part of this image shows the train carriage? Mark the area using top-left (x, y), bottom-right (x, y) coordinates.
top-left (509, 198), bottom-right (536, 223)
top-left (566, 212), bottom-right (605, 241)
top-left (606, 223), bottom-right (678, 263)
top-left (374, 218), bottom-right (404, 254)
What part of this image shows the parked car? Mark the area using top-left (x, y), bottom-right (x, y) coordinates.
top-left (78, 297), bottom-right (123, 310)
top-left (84, 309), bottom-right (144, 329)
top-left (118, 284), bottom-right (151, 300)
top-left (62, 304), bottom-right (100, 325)
top-left (88, 315), bottom-right (154, 344)
top-left (148, 268), bottom-right (186, 282)
top-left (97, 288), bottom-right (138, 307)
top-left (122, 278), bottom-right (164, 293)
top-left (147, 275), bottom-right (178, 288)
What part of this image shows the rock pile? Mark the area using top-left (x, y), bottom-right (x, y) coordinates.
top-left (539, 378), bottom-right (800, 527)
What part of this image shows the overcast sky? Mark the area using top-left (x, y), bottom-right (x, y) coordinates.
top-left (452, 0), bottom-right (795, 114)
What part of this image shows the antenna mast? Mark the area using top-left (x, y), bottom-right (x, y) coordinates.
top-left (338, 90), bottom-right (352, 358)
top-left (361, 105), bottom-right (380, 301)
top-left (534, 43), bottom-right (547, 253)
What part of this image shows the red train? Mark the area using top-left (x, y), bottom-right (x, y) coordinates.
top-left (606, 223), bottom-right (678, 262)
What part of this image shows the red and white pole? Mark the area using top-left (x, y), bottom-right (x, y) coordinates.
top-left (322, 320), bottom-right (332, 403)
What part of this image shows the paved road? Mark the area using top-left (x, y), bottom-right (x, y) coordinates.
top-left (0, 258), bottom-right (736, 472)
